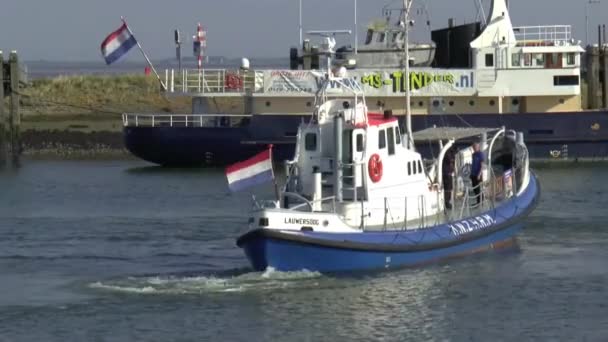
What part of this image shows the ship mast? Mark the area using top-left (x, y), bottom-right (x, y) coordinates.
top-left (403, 0), bottom-right (414, 149)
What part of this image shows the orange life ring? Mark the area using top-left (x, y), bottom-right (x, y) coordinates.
top-left (368, 153), bottom-right (383, 183)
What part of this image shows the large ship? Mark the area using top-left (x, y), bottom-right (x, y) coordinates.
top-left (123, 0), bottom-right (608, 166)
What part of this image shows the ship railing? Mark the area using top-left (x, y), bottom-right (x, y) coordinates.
top-left (452, 163), bottom-right (520, 220)
top-left (164, 69), bottom-right (264, 94)
top-left (513, 25), bottom-right (572, 46)
top-left (122, 113), bottom-right (251, 128)
top-left (358, 194), bottom-right (432, 231)
top-left (281, 192), bottom-right (337, 213)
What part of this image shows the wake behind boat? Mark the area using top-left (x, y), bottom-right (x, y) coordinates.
top-left (233, 70), bottom-right (540, 273)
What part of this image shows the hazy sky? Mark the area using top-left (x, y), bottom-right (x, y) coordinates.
top-left (0, 0), bottom-right (602, 62)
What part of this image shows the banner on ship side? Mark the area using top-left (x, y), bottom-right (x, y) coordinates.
top-left (263, 69), bottom-right (477, 96)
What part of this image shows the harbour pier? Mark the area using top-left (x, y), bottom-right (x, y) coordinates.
top-left (0, 51), bottom-right (23, 167)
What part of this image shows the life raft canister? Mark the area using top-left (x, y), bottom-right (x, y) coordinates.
top-left (368, 153), bottom-right (383, 183)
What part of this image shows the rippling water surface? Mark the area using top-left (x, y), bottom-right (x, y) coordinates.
top-left (1, 160), bottom-right (607, 341)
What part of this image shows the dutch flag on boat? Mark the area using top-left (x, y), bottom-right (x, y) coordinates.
top-left (100, 21), bottom-right (137, 65)
top-left (225, 148), bottom-right (274, 192)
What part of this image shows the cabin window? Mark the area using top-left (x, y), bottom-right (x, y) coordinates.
top-left (485, 53), bottom-right (494, 67)
top-left (511, 53), bottom-right (521, 67)
top-left (534, 53), bottom-right (545, 66)
top-left (356, 134), bottom-right (364, 152)
top-left (407, 162), bottom-right (412, 175)
top-left (566, 53), bottom-right (576, 65)
top-left (305, 133), bottom-right (317, 151)
top-left (392, 32), bottom-right (400, 42)
top-left (554, 75), bottom-right (579, 86)
top-left (524, 53), bottom-right (532, 66)
top-left (365, 29), bottom-right (373, 44)
top-left (377, 32), bottom-right (386, 43)
top-left (418, 160), bottom-right (423, 174)
top-left (378, 130), bottom-right (386, 149)
top-left (387, 127), bottom-right (395, 156)
top-left (395, 126), bottom-right (401, 144)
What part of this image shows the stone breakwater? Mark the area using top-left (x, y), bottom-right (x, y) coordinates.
top-left (21, 130), bottom-right (129, 159)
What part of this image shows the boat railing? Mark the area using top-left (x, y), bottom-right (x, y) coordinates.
top-left (280, 192), bottom-right (337, 212)
top-left (164, 69), bottom-right (264, 94)
top-left (513, 25), bottom-right (573, 46)
top-left (122, 113), bottom-right (251, 128)
top-left (452, 163), bottom-right (520, 221)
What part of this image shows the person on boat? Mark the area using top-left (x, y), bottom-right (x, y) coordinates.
top-left (442, 148), bottom-right (455, 209)
top-left (470, 142), bottom-right (485, 205)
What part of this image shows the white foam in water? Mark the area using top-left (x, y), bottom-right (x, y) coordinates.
top-left (89, 268), bottom-right (323, 295)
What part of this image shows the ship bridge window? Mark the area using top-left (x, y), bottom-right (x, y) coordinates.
top-left (485, 53), bottom-right (494, 67)
top-left (534, 53), bottom-right (545, 66)
top-left (378, 129), bottom-right (386, 149)
top-left (554, 75), bottom-right (579, 86)
top-left (391, 32), bottom-right (400, 43)
top-left (377, 32), bottom-right (386, 43)
top-left (305, 133), bottom-right (317, 151)
top-left (408, 162), bottom-right (412, 175)
top-left (387, 127), bottom-right (395, 156)
top-left (524, 53), bottom-right (532, 67)
top-left (418, 160), bottom-right (423, 174)
top-left (365, 29), bottom-right (374, 44)
top-left (546, 53), bottom-right (563, 68)
top-left (566, 53), bottom-right (576, 66)
top-left (511, 53), bottom-right (521, 67)
top-left (395, 126), bottom-right (401, 144)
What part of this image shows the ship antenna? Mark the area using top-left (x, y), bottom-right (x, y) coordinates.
top-left (403, 0), bottom-right (414, 150)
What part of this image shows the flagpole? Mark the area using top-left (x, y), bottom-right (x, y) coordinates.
top-left (121, 17), bottom-right (167, 90)
top-left (268, 144), bottom-right (281, 205)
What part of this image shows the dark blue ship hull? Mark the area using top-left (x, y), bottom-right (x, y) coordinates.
top-left (124, 111), bottom-right (608, 166)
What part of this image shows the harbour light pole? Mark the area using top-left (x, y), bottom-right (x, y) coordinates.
top-left (354, 0), bottom-right (358, 54)
top-left (586, 0), bottom-right (600, 46)
top-left (403, 0), bottom-right (414, 149)
top-left (299, 0), bottom-right (303, 45)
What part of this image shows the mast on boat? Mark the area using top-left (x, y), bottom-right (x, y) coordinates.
top-left (403, 0), bottom-right (414, 149)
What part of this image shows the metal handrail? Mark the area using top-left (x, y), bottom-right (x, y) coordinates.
top-left (122, 113), bottom-right (251, 128)
top-left (287, 194), bottom-right (337, 212)
top-left (514, 25), bottom-right (572, 45)
top-left (166, 68), bottom-right (263, 94)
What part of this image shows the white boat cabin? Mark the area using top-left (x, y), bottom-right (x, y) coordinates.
top-left (282, 97), bottom-right (442, 230)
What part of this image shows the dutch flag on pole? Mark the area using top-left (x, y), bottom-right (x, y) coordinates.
top-left (101, 22), bottom-right (137, 65)
top-left (225, 148), bottom-right (274, 192)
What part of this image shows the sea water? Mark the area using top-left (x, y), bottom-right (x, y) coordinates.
top-left (0, 160), bottom-right (607, 341)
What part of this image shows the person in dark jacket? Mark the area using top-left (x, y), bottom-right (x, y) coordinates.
top-left (470, 142), bottom-right (485, 205)
top-left (442, 148), bottom-right (455, 209)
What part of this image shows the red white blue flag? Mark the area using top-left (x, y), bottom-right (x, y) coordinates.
top-left (225, 149), bottom-right (274, 192)
top-left (101, 22), bottom-right (137, 65)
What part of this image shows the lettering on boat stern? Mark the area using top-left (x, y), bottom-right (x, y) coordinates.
top-left (284, 217), bottom-right (320, 226)
top-left (449, 214), bottom-right (496, 236)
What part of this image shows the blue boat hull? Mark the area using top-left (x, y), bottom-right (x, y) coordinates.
top-left (240, 224), bottom-right (523, 272)
top-left (124, 111), bottom-right (608, 166)
top-left (236, 173), bottom-right (540, 273)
